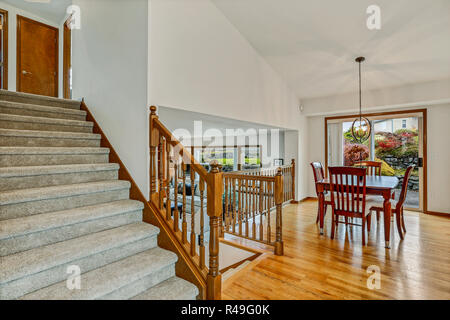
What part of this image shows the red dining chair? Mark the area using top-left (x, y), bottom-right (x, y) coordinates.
top-left (310, 162), bottom-right (332, 223)
top-left (369, 166), bottom-right (414, 240)
top-left (354, 161), bottom-right (382, 176)
top-left (328, 166), bottom-right (374, 245)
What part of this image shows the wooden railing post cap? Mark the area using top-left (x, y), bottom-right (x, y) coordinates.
top-left (276, 167), bottom-right (282, 175)
top-left (210, 160), bottom-right (222, 173)
top-left (291, 159), bottom-right (295, 165)
top-left (150, 106), bottom-right (157, 115)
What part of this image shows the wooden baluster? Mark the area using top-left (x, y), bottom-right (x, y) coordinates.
top-left (206, 161), bottom-right (222, 300)
top-left (267, 181), bottom-right (272, 243)
top-left (158, 137), bottom-right (164, 209)
top-left (286, 167), bottom-right (289, 201)
top-left (166, 145), bottom-right (172, 221)
top-left (245, 179), bottom-right (249, 237)
top-left (238, 179), bottom-right (242, 235)
top-left (274, 168), bottom-right (284, 256)
top-left (199, 178), bottom-right (206, 269)
top-left (263, 179), bottom-right (266, 212)
top-left (291, 159), bottom-right (296, 203)
top-left (287, 168), bottom-right (290, 201)
top-left (173, 156), bottom-right (179, 232)
top-left (232, 178), bottom-right (236, 234)
top-left (259, 180), bottom-right (264, 241)
top-left (149, 106), bottom-right (159, 202)
top-left (224, 177), bottom-right (229, 234)
top-left (182, 162), bottom-right (188, 244)
top-left (252, 179), bottom-right (256, 239)
top-left (190, 166), bottom-right (196, 256)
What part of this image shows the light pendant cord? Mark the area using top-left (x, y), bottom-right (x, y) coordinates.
top-left (359, 60), bottom-right (362, 124)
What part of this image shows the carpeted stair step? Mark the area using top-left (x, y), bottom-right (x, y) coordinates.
top-left (0, 147), bottom-right (109, 167)
top-left (0, 101), bottom-right (86, 121)
top-left (0, 222), bottom-right (159, 299)
top-left (0, 89), bottom-right (81, 110)
top-left (0, 180), bottom-right (131, 220)
top-left (0, 128), bottom-right (101, 147)
top-left (0, 163), bottom-right (119, 191)
top-left (0, 200), bottom-right (144, 256)
top-left (0, 114), bottom-right (93, 133)
top-left (132, 276), bottom-right (199, 300)
top-left (20, 248), bottom-right (178, 300)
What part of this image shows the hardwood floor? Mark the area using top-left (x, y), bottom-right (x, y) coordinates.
top-left (222, 200), bottom-right (450, 300)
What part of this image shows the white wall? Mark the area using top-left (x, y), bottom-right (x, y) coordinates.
top-left (71, 0), bottom-right (149, 196)
top-left (427, 104), bottom-right (450, 214)
top-left (302, 79), bottom-right (450, 117)
top-left (149, 0), bottom-right (308, 199)
top-left (305, 105), bottom-right (450, 214)
top-left (303, 78), bottom-right (450, 213)
top-left (284, 131), bottom-right (299, 200)
top-left (158, 106), bottom-right (286, 169)
top-left (0, 1), bottom-right (65, 97)
top-left (148, 0), bottom-right (302, 131)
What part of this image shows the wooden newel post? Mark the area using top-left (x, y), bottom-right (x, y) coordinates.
top-left (149, 106), bottom-right (159, 203)
top-left (290, 159), bottom-right (296, 203)
top-left (274, 167), bottom-right (284, 256)
top-left (206, 160), bottom-right (223, 300)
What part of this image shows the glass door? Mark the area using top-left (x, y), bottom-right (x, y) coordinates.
top-left (327, 112), bottom-right (425, 211)
top-left (373, 116), bottom-right (421, 210)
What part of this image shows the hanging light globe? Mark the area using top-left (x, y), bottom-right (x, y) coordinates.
top-left (351, 57), bottom-right (372, 143)
top-left (351, 117), bottom-right (371, 143)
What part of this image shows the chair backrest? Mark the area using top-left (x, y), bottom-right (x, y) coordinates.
top-left (396, 165), bottom-right (414, 210)
top-left (310, 162), bottom-right (325, 196)
top-left (355, 161), bottom-right (382, 176)
top-left (328, 166), bottom-right (367, 215)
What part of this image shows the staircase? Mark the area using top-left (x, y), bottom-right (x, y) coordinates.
top-left (0, 90), bottom-right (198, 300)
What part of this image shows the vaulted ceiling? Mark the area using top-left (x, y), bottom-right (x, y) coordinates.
top-left (212, 0), bottom-right (450, 99)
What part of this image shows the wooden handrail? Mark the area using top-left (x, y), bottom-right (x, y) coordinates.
top-left (152, 114), bottom-right (207, 180)
top-left (149, 106), bottom-right (221, 300)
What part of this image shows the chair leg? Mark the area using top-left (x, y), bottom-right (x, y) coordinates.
top-left (396, 209), bottom-right (404, 240)
top-left (401, 207), bottom-right (407, 234)
top-left (331, 213), bottom-right (336, 239)
top-left (316, 205), bottom-right (320, 224)
top-left (367, 214), bottom-right (371, 232)
top-left (362, 217), bottom-right (366, 246)
top-left (324, 204), bottom-right (327, 219)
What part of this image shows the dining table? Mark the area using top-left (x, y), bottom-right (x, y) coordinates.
top-left (316, 175), bottom-right (399, 249)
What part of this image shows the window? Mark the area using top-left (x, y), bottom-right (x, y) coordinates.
top-left (402, 120), bottom-right (407, 128)
top-left (193, 145), bottom-right (262, 172)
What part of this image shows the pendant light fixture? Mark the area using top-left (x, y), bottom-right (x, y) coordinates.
top-left (351, 57), bottom-right (371, 143)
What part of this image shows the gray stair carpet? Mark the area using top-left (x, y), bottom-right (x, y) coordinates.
top-left (0, 90), bottom-right (198, 300)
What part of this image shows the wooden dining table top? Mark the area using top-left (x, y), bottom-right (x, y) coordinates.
top-left (317, 175), bottom-right (399, 194)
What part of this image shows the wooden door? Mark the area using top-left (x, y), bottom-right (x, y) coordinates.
top-left (0, 9), bottom-right (8, 89)
top-left (17, 15), bottom-right (58, 97)
top-left (63, 20), bottom-right (71, 99)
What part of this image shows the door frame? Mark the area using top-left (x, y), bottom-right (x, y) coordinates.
top-left (0, 8), bottom-right (8, 89)
top-left (16, 15), bottom-right (59, 97)
top-left (324, 108), bottom-right (428, 213)
top-left (63, 17), bottom-right (71, 99)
